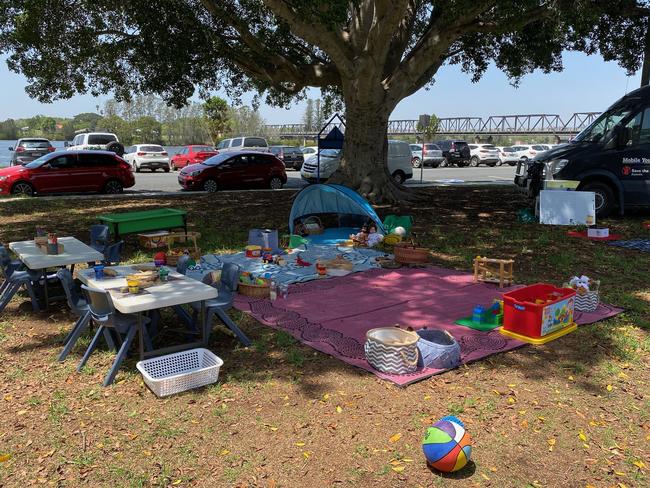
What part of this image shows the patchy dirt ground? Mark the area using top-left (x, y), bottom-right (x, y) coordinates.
top-left (0, 188), bottom-right (648, 487)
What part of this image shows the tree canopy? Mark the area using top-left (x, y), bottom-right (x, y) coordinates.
top-left (1, 1), bottom-right (648, 200)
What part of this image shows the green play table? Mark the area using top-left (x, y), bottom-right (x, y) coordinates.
top-left (99, 208), bottom-right (187, 240)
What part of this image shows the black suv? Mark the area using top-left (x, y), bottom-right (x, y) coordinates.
top-left (515, 85), bottom-right (650, 217)
top-left (269, 146), bottom-right (304, 170)
top-left (433, 140), bottom-right (471, 167)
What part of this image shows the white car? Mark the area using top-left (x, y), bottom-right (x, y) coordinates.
top-left (468, 144), bottom-right (500, 167)
top-left (66, 132), bottom-right (125, 156)
top-left (511, 144), bottom-right (551, 160)
top-left (497, 147), bottom-right (521, 166)
top-left (301, 140), bottom-right (413, 184)
top-left (216, 136), bottom-right (269, 152)
top-left (301, 146), bottom-right (318, 156)
top-left (123, 144), bottom-right (170, 172)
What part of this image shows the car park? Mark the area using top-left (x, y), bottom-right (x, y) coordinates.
top-left (433, 140), bottom-right (471, 167)
top-left (66, 132), bottom-right (125, 156)
top-left (497, 147), bottom-right (521, 166)
top-left (216, 136), bottom-right (269, 152)
top-left (8, 138), bottom-right (55, 165)
top-left (0, 150), bottom-right (134, 197)
top-left (300, 140), bottom-right (413, 184)
top-left (123, 144), bottom-right (170, 172)
top-left (468, 144), bottom-right (500, 167)
top-left (514, 84), bottom-right (650, 217)
top-left (171, 145), bottom-right (218, 170)
top-left (269, 145), bottom-right (304, 170)
top-left (178, 151), bottom-right (287, 192)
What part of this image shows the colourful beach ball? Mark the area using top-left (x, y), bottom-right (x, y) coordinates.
top-left (422, 416), bottom-right (472, 472)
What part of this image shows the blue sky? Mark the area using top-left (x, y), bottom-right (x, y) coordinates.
top-left (0, 51), bottom-right (641, 124)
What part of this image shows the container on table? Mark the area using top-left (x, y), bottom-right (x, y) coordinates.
top-left (127, 278), bottom-right (140, 294)
top-left (94, 264), bottom-right (105, 280)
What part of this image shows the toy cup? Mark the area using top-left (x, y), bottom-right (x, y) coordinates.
top-left (127, 278), bottom-right (140, 294)
top-left (93, 264), bottom-right (105, 280)
top-left (154, 258), bottom-right (164, 267)
top-left (159, 267), bottom-right (169, 282)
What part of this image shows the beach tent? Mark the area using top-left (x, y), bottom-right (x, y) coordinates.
top-left (289, 184), bottom-right (385, 244)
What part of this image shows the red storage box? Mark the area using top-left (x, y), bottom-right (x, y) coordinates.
top-left (502, 284), bottom-right (576, 338)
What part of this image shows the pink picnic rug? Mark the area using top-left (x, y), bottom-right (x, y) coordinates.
top-left (234, 267), bottom-right (623, 386)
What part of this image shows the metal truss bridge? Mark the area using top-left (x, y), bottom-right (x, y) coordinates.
top-left (264, 112), bottom-right (600, 138)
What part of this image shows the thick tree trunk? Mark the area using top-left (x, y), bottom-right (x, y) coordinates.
top-left (642, 22), bottom-right (650, 87)
top-left (328, 99), bottom-right (412, 203)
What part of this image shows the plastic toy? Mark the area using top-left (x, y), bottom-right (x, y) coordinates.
top-left (153, 251), bottom-right (167, 265)
top-left (366, 224), bottom-right (384, 247)
top-left (501, 283), bottom-right (576, 344)
top-left (455, 299), bottom-right (503, 331)
top-left (473, 256), bottom-right (514, 288)
top-left (393, 226), bottom-right (407, 237)
top-left (316, 260), bottom-right (327, 276)
top-left (422, 416), bottom-right (472, 473)
top-left (350, 224), bottom-right (369, 246)
top-left (245, 245), bottom-right (262, 258)
top-left (296, 255), bottom-right (311, 267)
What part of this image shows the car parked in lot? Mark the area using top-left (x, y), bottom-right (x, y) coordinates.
top-left (170, 145), bottom-right (218, 170)
top-left (410, 143), bottom-right (444, 168)
top-left (300, 140), bottom-right (413, 184)
top-left (124, 144), bottom-right (170, 172)
top-left (66, 132), bottom-right (125, 156)
top-left (269, 145), bottom-right (304, 170)
top-left (178, 151), bottom-right (287, 192)
top-left (511, 144), bottom-right (551, 160)
top-left (8, 138), bottom-right (56, 166)
top-left (301, 146), bottom-right (318, 156)
top-left (216, 136), bottom-right (269, 153)
top-left (468, 144), bottom-right (500, 167)
top-left (0, 150), bottom-right (134, 197)
top-left (410, 144), bottom-right (422, 166)
top-left (497, 146), bottom-right (521, 166)
top-left (433, 140), bottom-right (471, 167)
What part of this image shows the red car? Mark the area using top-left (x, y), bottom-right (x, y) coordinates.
top-left (0, 150), bottom-right (135, 197)
top-left (178, 151), bottom-right (287, 192)
top-left (171, 145), bottom-right (218, 170)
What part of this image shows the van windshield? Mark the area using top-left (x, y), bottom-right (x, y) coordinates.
top-left (574, 105), bottom-right (635, 143)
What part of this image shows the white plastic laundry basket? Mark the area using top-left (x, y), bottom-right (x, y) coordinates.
top-left (136, 348), bottom-right (223, 397)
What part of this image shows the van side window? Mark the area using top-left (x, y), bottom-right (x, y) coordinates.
top-left (638, 108), bottom-right (650, 144)
top-left (624, 111), bottom-right (643, 146)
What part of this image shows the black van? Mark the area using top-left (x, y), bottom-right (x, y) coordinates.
top-left (514, 85), bottom-right (650, 216)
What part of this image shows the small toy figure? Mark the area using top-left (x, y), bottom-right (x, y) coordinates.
top-left (316, 260), bottom-right (327, 276)
top-left (296, 254), bottom-right (311, 267)
top-left (350, 224), bottom-right (369, 246)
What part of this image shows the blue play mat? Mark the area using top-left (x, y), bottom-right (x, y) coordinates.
top-left (305, 227), bottom-right (358, 246)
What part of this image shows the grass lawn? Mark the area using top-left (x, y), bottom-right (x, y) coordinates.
top-left (0, 187), bottom-right (648, 487)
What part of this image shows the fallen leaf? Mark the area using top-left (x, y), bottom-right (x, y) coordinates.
top-left (336, 406), bottom-right (343, 414)
top-left (547, 438), bottom-right (556, 451)
top-left (632, 460), bottom-right (645, 469)
top-left (172, 481), bottom-right (182, 486)
top-left (614, 471), bottom-right (626, 476)
top-left (220, 449), bottom-right (230, 456)
top-left (302, 451), bottom-right (310, 459)
top-left (143, 450), bottom-right (152, 457)
top-left (295, 442), bottom-right (305, 447)
top-left (3, 394), bottom-right (12, 401)
top-left (322, 393), bottom-right (330, 401)
top-left (17, 410), bottom-right (28, 416)
top-left (391, 466), bottom-right (405, 473)
top-left (578, 431), bottom-right (588, 442)
top-left (606, 384), bottom-right (613, 392)
top-left (423, 395), bottom-right (431, 400)
top-left (402, 458), bottom-right (413, 463)
top-left (480, 473), bottom-right (490, 481)
top-left (568, 375), bottom-right (574, 381)
top-left (507, 396), bottom-right (516, 405)
top-left (389, 433), bottom-right (402, 443)
top-left (0, 454), bottom-right (11, 463)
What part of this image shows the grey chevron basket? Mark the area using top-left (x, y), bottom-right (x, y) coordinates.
top-left (365, 327), bottom-right (419, 375)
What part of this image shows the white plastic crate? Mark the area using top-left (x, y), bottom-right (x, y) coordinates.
top-left (136, 348), bottom-right (223, 397)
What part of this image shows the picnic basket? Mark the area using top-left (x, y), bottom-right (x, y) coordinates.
top-left (393, 241), bottom-right (430, 264)
top-left (238, 278), bottom-right (271, 298)
top-left (136, 348), bottom-right (223, 397)
top-left (165, 232), bottom-right (201, 266)
top-left (365, 327), bottom-right (419, 375)
top-left (301, 216), bottom-right (324, 235)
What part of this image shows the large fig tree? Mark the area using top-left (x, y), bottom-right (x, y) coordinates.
top-left (0, 1), bottom-right (647, 201)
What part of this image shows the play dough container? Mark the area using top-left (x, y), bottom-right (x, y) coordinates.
top-left (502, 284), bottom-right (576, 340)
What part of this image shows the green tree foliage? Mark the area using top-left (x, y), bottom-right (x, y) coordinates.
top-left (228, 106), bottom-right (265, 137)
top-left (302, 99), bottom-right (314, 132)
top-left (0, 1), bottom-right (647, 200)
top-left (0, 119), bottom-right (18, 139)
top-left (419, 114), bottom-right (441, 141)
top-left (203, 96), bottom-right (231, 143)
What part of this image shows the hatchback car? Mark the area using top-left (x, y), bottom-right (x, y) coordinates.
top-left (0, 150), bottom-right (135, 197)
top-left (171, 145), bottom-right (218, 170)
top-left (178, 151), bottom-right (287, 192)
top-left (468, 144), bottom-right (500, 167)
top-left (497, 147), bottom-right (521, 166)
top-left (124, 144), bottom-right (170, 172)
top-left (269, 145), bottom-right (304, 170)
top-left (9, 138), bottom-right (55, 165)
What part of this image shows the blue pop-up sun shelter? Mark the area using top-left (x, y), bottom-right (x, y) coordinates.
top-left (289, 184), bottom-right (385, 245)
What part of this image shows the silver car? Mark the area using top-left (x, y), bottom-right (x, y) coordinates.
top-left (9, 138), bottom-right (54, 165)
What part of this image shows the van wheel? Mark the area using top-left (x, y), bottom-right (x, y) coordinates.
top-left (470, 156), bottom-right (479, 167)
top-left (11, 182), bottom-right (34, 197)
top-left (580, 181), bottom-right (615, 217)
top-left (392, 171), bottom-right (405, 185)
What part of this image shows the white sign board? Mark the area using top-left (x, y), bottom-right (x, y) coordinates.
top-left (539, 190), bottom-right (596, 226)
